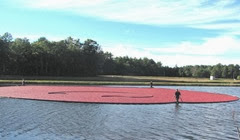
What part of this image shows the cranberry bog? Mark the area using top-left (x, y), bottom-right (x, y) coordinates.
top-left (0, 86), bottom-right (238, 104)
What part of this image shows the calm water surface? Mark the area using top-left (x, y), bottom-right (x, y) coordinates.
top-left (0, 86), bottom-right (240, 140)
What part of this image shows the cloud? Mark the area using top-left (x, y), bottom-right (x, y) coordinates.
top-left (7, 0), bottom-right (240, 66)
top-left (103, 44), bottom-right (152, 59)
top-left (158, 55), bottom-right (240, 67)
top-left (15, 0), bottom-right (240, 30)
top-left (17, 0), bottom-right (108, 8)
top-left (147, 36), bottom-right (240, 55)
top-left (103, 36), bottom-right (240, 66)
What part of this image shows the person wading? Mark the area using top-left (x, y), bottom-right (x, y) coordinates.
top-left (175, 89), bottom-right (181, 104)
top-left (150, 81), bottom-right (153, 88)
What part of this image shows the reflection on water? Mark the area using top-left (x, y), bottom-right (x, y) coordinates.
top-left (174, 103), bottom-right (181, 113)
top-left (0, 86), bottom-right (239, 140)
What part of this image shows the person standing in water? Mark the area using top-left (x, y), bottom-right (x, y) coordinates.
top-left (22, 78), bottom-right (25, 86)
top-left (175, 89), bottom-right (181, 104)
top-left (150, 81), bottom-right (153, 88)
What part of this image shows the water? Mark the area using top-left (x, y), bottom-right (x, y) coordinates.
top-left (0, 86), bottom-right (239, 140)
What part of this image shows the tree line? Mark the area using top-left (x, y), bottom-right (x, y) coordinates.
top-left (0, 32), bottom-right (239, 78)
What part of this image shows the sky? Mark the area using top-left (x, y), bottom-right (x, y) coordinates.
top-left (0, 0), bottom-right (240, 67)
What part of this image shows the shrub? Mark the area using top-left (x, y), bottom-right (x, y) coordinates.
top-left (237, 75), bottom-right (240, 80)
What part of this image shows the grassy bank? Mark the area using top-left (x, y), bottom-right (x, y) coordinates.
top-left (0, 75), bottom-right (240, 86)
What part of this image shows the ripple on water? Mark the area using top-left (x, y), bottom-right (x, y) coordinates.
top-left (0, 86), bottom-right (240, 140)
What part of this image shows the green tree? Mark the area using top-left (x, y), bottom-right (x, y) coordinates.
top-left (31, 37), bottom-right (53, 75)
top-left (228, 64), bottom-right (235, 79)
top-left (211, 63), bottom-right (222, 78)
top-left (183, 66), bottom-right (192, 77)
top-left (10, 38), bottom-right (33, 75)
top-left (0, 32), bottom-right (12, 74)
top-left (102, 52), bottom-right (116, 74)
top-left (82, 39), bottom-right (103, 76)
top-left (221, 66), bottom-right (228, 78)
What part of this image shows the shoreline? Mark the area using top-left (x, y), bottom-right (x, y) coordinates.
top-left (1, 82), bottom-right (240, 87)
top-left (0, 75), bottom-right (240, 87)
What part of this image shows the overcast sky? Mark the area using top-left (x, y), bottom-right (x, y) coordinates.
top-left (1, 0), bottom-right (240, 66)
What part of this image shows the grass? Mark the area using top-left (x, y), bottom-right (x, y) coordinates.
top-left (0, 75), bottom-right (240, 86)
